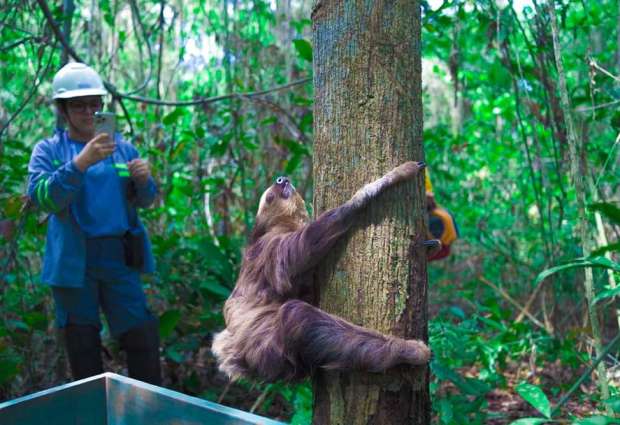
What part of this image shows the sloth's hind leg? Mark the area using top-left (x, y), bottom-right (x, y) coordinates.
top-left (277, 300), bottom-right (430, 373)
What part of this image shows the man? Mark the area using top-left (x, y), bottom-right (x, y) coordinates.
top-left (27, 62), bottom-right (161, 385)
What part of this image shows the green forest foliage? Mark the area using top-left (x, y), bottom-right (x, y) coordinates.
top-left (1, 0), bottom-right (620, 423)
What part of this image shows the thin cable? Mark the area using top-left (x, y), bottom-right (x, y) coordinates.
top-left (36, 0), bottom-right (311, 107)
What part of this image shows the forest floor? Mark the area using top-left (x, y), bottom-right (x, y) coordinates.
top-left (0, 327), bottom-right (605, 424)
top-left (438, 362), bottom-right (600, 424)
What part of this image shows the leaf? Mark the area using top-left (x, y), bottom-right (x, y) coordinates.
top-left (99, 0), bottom-right (115, 28)
top-left (159, 309), bottom-right (181, 339)
top-left (586, 256), bottom-right (620, 270)
top-left (0, 348), bottom-right (22, 385)
top-left (201, 240), bottom-right (234, 280)
top-left (478, 316), bottom-right (506, 332)
top-left (260, 116), bottom-right (278, 126)
top-left (22, 311), bottom-right (47, 332)
top-left (591, 242), bottom-right (620, 257)
top-left (610, 111), bottom-right (620, 131)
top-left (432, 362), bottom-right (491, 396)
top-left (3, 195), bottom-right (23, 217)
top-left (210, 139), bottom-right (229, 157)
top-left (292, 95), bottom-right (313, 106)
top-left (603, 395), bottom-right (620, 413)
top-left (437, 398), bottom-right (453, 424)
top-left (572, 416), bottom-right (619, 425)
top-left (593, 286), bottom-right (620, 304)
top-left (293, 39), bottom-right (312, 62)
top-left (448, 306), bottom-right (466, 319)
top-left (515, 383), bottom-right (552, 419)
top-left (589, 202), bottom-right (620, 225)
top-left (290, 18), bottom-right (312, 33)
top-left (6, 319), bottom-right (29, 332)
top-left (215, 68), bottom-right (223, 83)
top-left (508, 419), bottom-right (553, 425)
top-left (103, 12), bottom-right (115, 28)
top-left (171, 141), bottom-right (187, 159)
top-left (276, 138), bottom-right (310, 156)
top-left (165, 346), bottom-right (183, 363)
top-left (533, 257), bottom-right (620, 287)
top-left (241, 136), bottom-right (259, 151)
top-left (200, 278), bottom-right (231, 299)
top-left (162, 108), bottom-right (185, 126)
top-left (285, 154), bottom-right (303, 174)
top-left (207, 10), bottom-right (221, 28)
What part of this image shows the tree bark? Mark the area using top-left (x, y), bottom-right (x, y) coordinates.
top-left (311, 1), bottom-right (429, 424)
top-left (61, 0), bottom-right (74, 65)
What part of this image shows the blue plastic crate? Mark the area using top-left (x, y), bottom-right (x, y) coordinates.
top-left (0, 372), bottom-right (285, 425)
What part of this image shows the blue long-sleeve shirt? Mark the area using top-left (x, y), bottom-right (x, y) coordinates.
top-left (27, 130), bottom-right (157, 287)
top-left (64, 138), bottom-right (130, 237)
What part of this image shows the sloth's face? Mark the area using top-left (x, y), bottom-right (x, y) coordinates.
top-left (257, 176), bottom-right (307, 220)
top-left (273, 176), bottom-right (294, 199)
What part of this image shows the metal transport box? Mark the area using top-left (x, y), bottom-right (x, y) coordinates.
top-left (0, 372), bottom-right (285, 425)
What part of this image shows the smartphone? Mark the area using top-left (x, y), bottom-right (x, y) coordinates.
top-left (94, 112), bottom-right (116, 141)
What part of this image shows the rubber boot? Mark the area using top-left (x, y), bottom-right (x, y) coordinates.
top-left (63, 324), bottom-right (104, 380)
top-left (119, 320), bottom-right (161, 386)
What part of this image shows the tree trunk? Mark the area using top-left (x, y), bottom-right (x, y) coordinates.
top-left (547, 1), bottom-right (610, 404)
top-left (617, 0), bottom-right (620, 73)
top-left (311, 1), bottom-right (429, 424)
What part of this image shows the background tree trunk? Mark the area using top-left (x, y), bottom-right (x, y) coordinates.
top-left (547, 1), bottom-right (610, 404)
top-left (311, 1), bottom-right (429, 424)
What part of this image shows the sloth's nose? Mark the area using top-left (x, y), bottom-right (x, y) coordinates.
top-left (276, 176), bottom-right (289, 186)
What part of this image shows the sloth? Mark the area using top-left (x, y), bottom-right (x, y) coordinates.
top-left (212, 161), bottom-right (431, 382)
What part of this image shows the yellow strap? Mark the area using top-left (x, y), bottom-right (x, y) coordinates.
top-left (425, 170), bottom-right (433, 193)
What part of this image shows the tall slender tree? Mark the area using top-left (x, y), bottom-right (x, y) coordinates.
top-left (312, 1), bottom-right (429, 424)
top-left (548, 0), bottom-right (610, 404)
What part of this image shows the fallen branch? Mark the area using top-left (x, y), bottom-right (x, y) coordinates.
top-left (590, 59), bottom-right (620, 83)
top-left (250, 386), bottom-right (270, 413)
top-left (217, 380), bottom-right (232, 404)
top-left (479, 276), bottom-right (548, 331)
top-left (515, 275), bottom-right (546, 323)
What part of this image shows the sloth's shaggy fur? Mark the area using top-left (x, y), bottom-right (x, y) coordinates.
top-left (212, 162), bottom-right (431, 382)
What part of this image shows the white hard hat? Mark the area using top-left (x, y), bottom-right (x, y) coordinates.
top-left (52, 62), bottom-right (107, 100)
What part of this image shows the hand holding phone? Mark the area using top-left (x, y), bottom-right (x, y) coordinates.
top-left (73, 134), bottom-right (116, 171)
top-left (94, 112), bottom-right (116, 142)
top-left (73, 112), bottom-right (117, 171)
